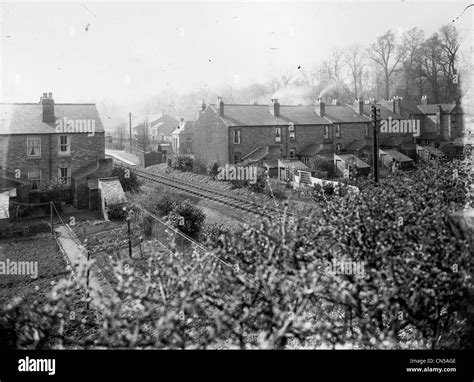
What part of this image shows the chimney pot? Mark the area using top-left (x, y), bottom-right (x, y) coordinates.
top-left (421, 95), bottom-right (428, 106)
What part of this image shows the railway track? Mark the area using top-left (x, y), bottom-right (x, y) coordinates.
top-left (111, 160), bottom-right (298, 220)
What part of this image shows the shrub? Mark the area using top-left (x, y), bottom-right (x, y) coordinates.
top-left (165, 200), bottom-right (206, 239)
top-left (112, 167), bottom-right (141, 193)
top-left (206, 161), bottom-right (220, 178)
top-left (264, 178), bottom-right (287, 200)
top-left (171, 155), bottom-right (193, 172)
top-left (106, 204), bottom-right (128, 221)
top-left (201, 223), bottom-right (230, 244)
top-left (193, 160), bottom-right (207, 175)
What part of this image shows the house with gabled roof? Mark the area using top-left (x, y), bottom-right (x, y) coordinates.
top-left (0, 92), bottom-right (108, 207)
top-left (193, 97), bottom-right (331, 168)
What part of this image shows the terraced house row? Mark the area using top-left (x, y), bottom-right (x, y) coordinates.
top-left (192, 96), bottom-right (468, 178)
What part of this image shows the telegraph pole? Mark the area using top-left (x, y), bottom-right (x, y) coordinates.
top-left (371, 105), bottom-right (380, 186)
top-left (129, 112), bottom-right (132, 148)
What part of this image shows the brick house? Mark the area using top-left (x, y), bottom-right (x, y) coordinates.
top-left (193, 98), bottom-right (337, 168)
top-left (0, 93), bottom-right (107, 207)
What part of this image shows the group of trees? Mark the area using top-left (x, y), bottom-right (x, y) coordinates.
top-left (112, 24), bottom-right (466, 125)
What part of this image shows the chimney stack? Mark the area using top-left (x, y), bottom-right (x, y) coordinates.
top-left (393, 95), bottom-right (402, 115)
top-left (270, 98), bottom-right (280, 117)
top-left (421, 95), bottom-right (428, 106)
top-left (356, 98), bottom-right (364, 115)
top-left (316, 98), bottom-right (325, 118)
top-left (40, 92), bottom-right (55, 123)
top-left (217, 97), bottom-right (224, 116)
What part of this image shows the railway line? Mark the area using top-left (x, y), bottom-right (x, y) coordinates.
top-left (111, 159), bottom-right (299, 221)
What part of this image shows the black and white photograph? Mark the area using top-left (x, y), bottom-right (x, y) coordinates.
top-left (0, 0), bottom-right (473, 379)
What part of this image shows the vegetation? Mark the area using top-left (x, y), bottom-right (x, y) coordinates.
top-left (112, 167), bottom-right (142, 193)
top-left (1, 160), bottom-right (472, 349)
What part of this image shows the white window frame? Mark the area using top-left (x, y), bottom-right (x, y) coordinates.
top-left (289, 149), bottom-right (296, 158)
top-left (335, 124), bottom-right (341, 138)
top-left (28, 169), bottom-right (42, 190)
top-left (289, 131), bottom-right (296, 140)
top-left (58, 167), bottom-right (71, 186)
top-left (365, 124), bottom-right (369, 136)
top-left (233, 130), bottom-right (241, 144)
top-left (336, 143), bottom-right (342, 153)
top-left (324, 126), bottom-right (329, 139)
top-left (27, 137), bottom-right (41, 157)
top-left (58, 135), bottom-right (71, 155)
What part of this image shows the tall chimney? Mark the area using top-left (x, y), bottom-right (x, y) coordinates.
top-left (356, 98), bottom-right (364, 115)
top-left (421, 95), bottom-right (428, 106)
top-left (217, 97), bottom-right (224, 116)
top-left (40, 92), bottom-right (55, 123)
top-left (270, 98), bottom-right (280, 117)
top-left (316, 99), bottom-right (325, 118)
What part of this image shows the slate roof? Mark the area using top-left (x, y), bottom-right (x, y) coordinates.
top-left (417, 103), bottom-right (456, 114)
top-left (0, 103), bottom-right (104, 134)
top-left (277, 159), bottom-right (310, 171)
top-left (241, 145), bottom-right (283, 163)
top-left (379, 135), bottom-right (414, 147)
top-left (355, 104), bottom-right (405, 120)
top-left (343, 139), bottom-right (372, 151)
top-left (336, 154), bottom-right (371, 168)
top-left (299, 143), bottom-right (333, 156)
top-left (133, 114), bottom-right (179, 136)
top-left (381, 149), bottom-right (414, 163)
top-left (210, 104), bottom-right (329, 126)
top-left (323, 105), bottom-right (370, 123)
top-left (98, 177), bottom-right (127, 206)
top-left (172, 121), bottom-right (194, 135)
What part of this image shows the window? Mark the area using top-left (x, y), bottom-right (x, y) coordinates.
top-left (58, 135), bottom-right (70, 155)
top-left (289, 149), bottom-right (296, 158)
top-left (335, 124), bottom-right (341, 138)
top-left (186, 138), bottom-right (192, 150)
top-left (28, 169), bottom-right (42, 190)
top-left (275, 127), bottom-right (282, 142)
top-left (58, 167), bottom-right (71, 186)
top-left (336, 143), bottom-right (342, 153)
top-left (365, 124), bottom-right (369, 136)
top-left (289, 122), bottom-right (295, 132)
top-left (324, 126), bottom-right (329, 139)
top-left (27, 137), bottom-right (41, 157)
top-left (233, 153), bottom-right (242, 163)
top-left (233, 130), bottom-right (241, 144)
top-left (289, 131), bottom-right (296, 140)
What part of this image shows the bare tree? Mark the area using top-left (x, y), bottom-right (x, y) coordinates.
top-left (344, 44), bottom-right (366, 98)
top-left (420, 33), bottom-right (444, 103)
top-left (369, 30), bottom-right (405, 99)
top-left (439, 24), bottom-right (461, 101)
top-left (401, 27), bottom-right (425, 100)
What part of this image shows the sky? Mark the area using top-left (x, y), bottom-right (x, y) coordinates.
top-left (1, 0), bottom-right (473, 108)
